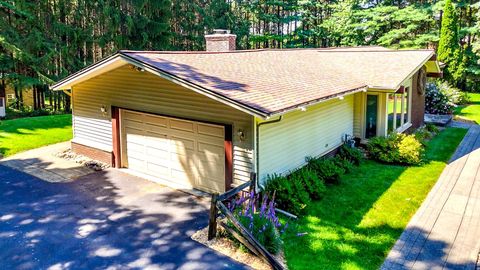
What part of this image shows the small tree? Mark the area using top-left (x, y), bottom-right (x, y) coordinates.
top-left (437, 0), bottom-right (464, 87)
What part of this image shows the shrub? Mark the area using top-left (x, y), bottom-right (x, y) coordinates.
top-left (426, 82), bottom-right (455, 114)
top-left (263, 174), bottom-right (310, 215)
top-left (367, 136), bottom-right (399, 163)
top-left (332, 156), bottom-right (355, 173)
top-left (436, 81), bottom-right (470, 105)
top-left (290, 167), bottom-right (326, 200)
top-left (338, 144), bottom-right (363, 165)
top-left (306, 157), bottom-right (345, 184)
top-left (426, 123), bottom-right (440, 134)
top-left (367, 133), bottom-right (424, 165)
top-left (425, 81), bottom-right (469, 114)
top-left (397, 134), bottom-right (424, 165)
top-left (5, 107), bottom-right (68, 120)
top-left (414, 127), bottom-right (433, 146)
top-left (230, 193), bottom-right (285, 254)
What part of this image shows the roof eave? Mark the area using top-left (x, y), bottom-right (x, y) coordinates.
top-left (51, 51), bottom-right (270, 119)
top-left (51, 53), bottom-right (126, 90)
top-left (265, 86), bottom-right (368, 118)
top-left (118, 52), bottom-right (270, 119)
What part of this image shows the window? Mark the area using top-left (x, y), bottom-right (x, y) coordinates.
top-left (6, 94), bottom-right (15, 103)
top-left (0, 97), bottom-right (3, 107)
top-left (387, 87), bottom-right (410, 133)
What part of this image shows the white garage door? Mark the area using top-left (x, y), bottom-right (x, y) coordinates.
top-left (121, 110), bottom-right (226, 193)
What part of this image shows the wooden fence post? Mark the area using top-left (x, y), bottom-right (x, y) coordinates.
top-left (208, 193), bottom-right (218, 240)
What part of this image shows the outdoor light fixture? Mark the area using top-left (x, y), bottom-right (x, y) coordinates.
top-left (100, 105), bottom-right (107, 114)
top-left (338, 96), bottom-right (345, 100)
top-left (299, 106), bottom-right (307, 112)
top-left (237, 129), bottom-right (246, 141)
top-left (131, 65), bottom-right (145, 72)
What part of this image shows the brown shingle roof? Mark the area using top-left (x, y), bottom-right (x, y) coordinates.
top-left (119, 47), bottom-right (434, 116)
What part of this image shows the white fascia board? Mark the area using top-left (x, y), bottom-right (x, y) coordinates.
top-left (51, 54), bottom-right (128, 90)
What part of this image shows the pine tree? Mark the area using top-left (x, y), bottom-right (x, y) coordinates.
top-left (437, 0), bottom-right (464, 86)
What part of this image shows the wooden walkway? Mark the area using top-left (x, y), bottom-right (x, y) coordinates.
top-left (382, 125), bottom-right (480, 270)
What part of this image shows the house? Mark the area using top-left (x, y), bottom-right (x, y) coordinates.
top-left (52, 30), bottom-right (442, 194)
top-left (0, 84), bottom-right (35, 117)
top-left (5, 86), bottom-right (35, 108)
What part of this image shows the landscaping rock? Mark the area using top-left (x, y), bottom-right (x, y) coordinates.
top-left (424, 114), bottom-right (453, 126)
top-left (55, 149), bottom-right (110, 171)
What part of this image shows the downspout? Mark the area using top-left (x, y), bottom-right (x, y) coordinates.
top-left (255, 115), bottom-right (283, 189)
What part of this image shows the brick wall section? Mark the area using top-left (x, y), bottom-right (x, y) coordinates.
top-left (205, 34), bottom-right (236, 52)
top-left (410, 68), bottom-right (426, 130)
top-left (71, 142), bottom-right (114, 166)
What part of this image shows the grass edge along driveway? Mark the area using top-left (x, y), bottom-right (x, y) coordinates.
top-left (283, 127), bottom-right (467, 270)
top-left (0, 114), bottom-right (72, 157)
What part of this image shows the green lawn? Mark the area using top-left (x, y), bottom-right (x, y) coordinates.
top-left (0, 114), bottom-right (72, 157)
top-left (454, 93), bottom-right (480, 124)
top-left (283, 128), bottom-right (467, 270)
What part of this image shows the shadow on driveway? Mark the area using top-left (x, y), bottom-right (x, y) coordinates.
top-left (0, 165), bottom-right (249, 270)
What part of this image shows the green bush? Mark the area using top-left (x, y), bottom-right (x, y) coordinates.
top-left (414, 127), bottom-right (432, 146)
top-left (414, 126), bottom-right (439, 146)
top-left (338, 144), bottom-right (363, 165)
top-left (306, 157), bottom-right (345, 184)
top-left (367, 133), bottom-right (424, 165)
top-left (264, 174), bottom-right (310, 215)
top-left (5, 107), bottom-right (68, 120)
top-left (332, 156), bottom-right (355, 173)
top-left (397, 135), bottom-right (424, 165)
top-left (425, 81), bottom-right (470, 114)
top-left (290, 167), bottom-right (326, 200)
top-left (426, 123), bottom-right (440, 134)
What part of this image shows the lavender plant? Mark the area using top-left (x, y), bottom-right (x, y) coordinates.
top-left (227, 191), bottom-right (287, 254)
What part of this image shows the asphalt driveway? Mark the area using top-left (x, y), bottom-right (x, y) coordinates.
top-left (0, 165), bottom-right (248, 270)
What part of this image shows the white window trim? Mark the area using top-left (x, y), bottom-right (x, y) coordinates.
top-left (387, 86), bottom-right (412, 134)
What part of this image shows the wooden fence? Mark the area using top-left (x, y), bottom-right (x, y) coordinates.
top-left (208, 173), bottom-right (285, 270)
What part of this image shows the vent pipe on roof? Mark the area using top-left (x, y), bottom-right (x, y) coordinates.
top-left (205, 29), bottom-right (236, 52)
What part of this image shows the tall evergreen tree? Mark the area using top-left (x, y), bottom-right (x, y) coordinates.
top-left (437, 0), bottom-right (464, 86)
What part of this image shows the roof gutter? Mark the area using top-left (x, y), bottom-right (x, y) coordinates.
top-left (266, 86), bottom-right (367, 118)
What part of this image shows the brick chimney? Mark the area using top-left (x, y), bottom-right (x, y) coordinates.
top-left (205, 29), bottom-right (236, 52)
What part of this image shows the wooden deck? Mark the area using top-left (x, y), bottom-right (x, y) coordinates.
top-left (382, 125), bottom-right (480, 270)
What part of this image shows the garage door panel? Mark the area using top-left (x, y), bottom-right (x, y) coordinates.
top-left (198, 123), bottom-right (224, 138)
top-left (145, 115), bottom-right (168, 127)
top-left (123, 110), bottom-right (226, 193)
top-left (198, 143), bottom-right (224, 161)
top-left (171, 136), bottom-right (195, 151)
top-left (171, 168), bottom-right (196, 184)
top-left (124, 119), bottom-right (145, 130)
top-left (146, 148), bottom-right (170, 160)
top-left (128, 157), bottom-right (146, 170)
top-left (144, 133), bottom-right (169, 147)
top-left (123, 111), bottom-right (143, 120)
top-left (198, 162), bottom-right (224, 180)
top-left (170, 119), bottom-right (195, 133)
top-left (146, 162), bottom-right (170, 176)
top-left (196, 178), bottom-right (224, 193)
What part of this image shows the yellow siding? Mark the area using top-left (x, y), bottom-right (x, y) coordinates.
top-left (5, 86), bottom-right (34, 107)
top-left (353, 92), bottom-right (365, 138)
top-left (72, 64), bottom-right (254, 184)
top-left (257, 95), bottom-right (354, 183)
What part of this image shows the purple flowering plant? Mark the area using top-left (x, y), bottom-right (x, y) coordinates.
top-left (226, 190), bottom-right (287, 254)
